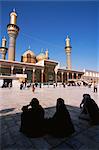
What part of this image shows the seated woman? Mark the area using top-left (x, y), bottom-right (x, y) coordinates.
top-left (79, 94), bottom-right (99, 125)
top-left (20, 98), bottom-right (45, 137)
top-left (47, 98), bottom-right (75, 138)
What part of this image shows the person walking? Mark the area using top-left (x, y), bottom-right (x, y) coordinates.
top-left (32, 84), bottom-right (35, 93)
top-left (93, 81), bottom-right (97, 93)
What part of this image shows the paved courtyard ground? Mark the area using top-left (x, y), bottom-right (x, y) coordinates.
top-left (0, 85), bottom-right (99, 149)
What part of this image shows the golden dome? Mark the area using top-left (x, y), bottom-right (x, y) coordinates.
top-left (22, 50), bottom-right (36, 63)
top-left (22, 50), bottom-right (36, 58)
top-left (36, 52), bottom-right (46, 62)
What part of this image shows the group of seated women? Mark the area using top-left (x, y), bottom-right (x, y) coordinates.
top-left (20, 98), bottom-right (75, 138)
top-left (20, 94), bottom-right (99, 138)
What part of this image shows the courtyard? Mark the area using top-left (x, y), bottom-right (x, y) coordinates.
top-left (0, 85), bottom-right (99, 149)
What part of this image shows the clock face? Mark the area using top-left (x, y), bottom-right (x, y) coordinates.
top-left (48, 74), bottom-right (53, 80)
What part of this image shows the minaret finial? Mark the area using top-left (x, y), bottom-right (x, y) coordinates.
top-left (13, 8), bottom-right (16, 12)
top-left (66, 35), bottom-right (70, 40)
top-left (3, 36), bottom-right (6, 39)
top-left (28, 45), bottom-right (30, 49)
top-left (41, 48), bottom-right (44, 53)
top-left (65, 35), bottom-right (69, 42)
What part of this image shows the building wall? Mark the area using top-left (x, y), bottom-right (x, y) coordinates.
top-left (82, 69), bottom-right (99, 83)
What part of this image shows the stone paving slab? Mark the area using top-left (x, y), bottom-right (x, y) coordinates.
top-left (1, 106), bottom-right (99, 150)
top-left (0, 86), bottom-right (99, 149)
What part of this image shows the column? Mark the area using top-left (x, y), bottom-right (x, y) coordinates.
top-left (61, 72), bottom-right (64, 83)
top-left (55, 71), bottom-right (58, 85)
top-left (67, 72), bottom-right (69, 82)
top-left (32, 68), bottom-right (35, 83)
top-left (41, 69), bottom-right (44, 84)
top-left (76, 73), bottom-right (78, 79)
top-left (11, 66), bottom-right (14, 75)
top-left (72, 73), bottom-right (74, 79)
top-left (23, 67), bottom-right (25, 74)
top-left (0, 64), bottom-right (2, 75)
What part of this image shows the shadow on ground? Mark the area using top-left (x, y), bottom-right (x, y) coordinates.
top-left (1, 105), bottom-right (99, 150)
top-left (0, 108), bottom-right (15, 114)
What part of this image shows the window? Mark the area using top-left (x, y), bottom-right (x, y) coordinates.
top-left (27, 53), bottom-right (31, 63)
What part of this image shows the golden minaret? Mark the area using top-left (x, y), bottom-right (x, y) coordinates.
top-left (65, 35), bottom-right (72, 70)
top-left (45, 49), bottom-right (49, 59)
top-left (7, 9), bottom-right (19, 61)
top-left (0, 36), bottom-right (8, 59)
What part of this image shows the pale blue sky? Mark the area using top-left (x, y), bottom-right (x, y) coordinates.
top-left (0, 0), bottom-right (98, 71)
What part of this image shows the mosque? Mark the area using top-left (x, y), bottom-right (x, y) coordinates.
top-left (0, 9), bottom-right (98, 86)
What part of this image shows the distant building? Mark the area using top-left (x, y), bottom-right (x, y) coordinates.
top-left (82, 69), bottom-right (99, 83)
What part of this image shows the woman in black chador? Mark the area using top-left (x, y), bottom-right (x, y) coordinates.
top-left (79, 94), bottom-right (99, 125)
top-left (20, 98), bottom-right (45, 137)
top-left (47, 98), bottom-right (75, 138)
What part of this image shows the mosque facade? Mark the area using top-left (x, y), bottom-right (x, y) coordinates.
top-left (0, 9), bottom-right (91, 85)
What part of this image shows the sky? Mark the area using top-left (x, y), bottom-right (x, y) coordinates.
top-left (0, 0), bottom-right (99, 71)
